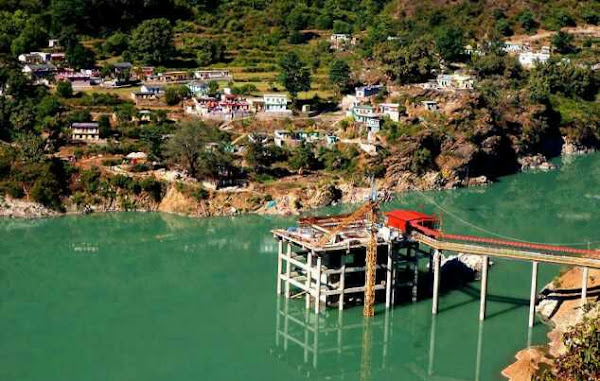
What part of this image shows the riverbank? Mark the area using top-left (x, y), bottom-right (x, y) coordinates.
top-left (502, 267), bottom-right (600, 380)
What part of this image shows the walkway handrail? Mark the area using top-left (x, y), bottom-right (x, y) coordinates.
top-left (413, 233), bottom-right (600, 269)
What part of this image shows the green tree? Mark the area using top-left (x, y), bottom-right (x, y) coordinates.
top-left (129, 18), bottom-right (174, 65)
top-left (104, 31), bottom-right (129, 55)
top-left (56, 81), bottom-right (73, 98)
top-left (552, 31), bottom-right (575, 54)
top-left (435, 27), bottom-right (464, 62)
top-left (329, 59), bottom-right (351, 95)
top-left (66, 41), bottom-right (95, 69)
top-left (288, 143), bottom-right (318, 172)
top-left (519, 11), bottom-right (538, 34)
top-left (164, 121), bottom-right (211, 178)
top-left (164, 85), bottom-right (190, 106)
top-left (333, 20), bottom-right (351, 34)
top-left (276, 51), bottom-right (311, 101)
top-left (98, 115), bottom-right (111, 139)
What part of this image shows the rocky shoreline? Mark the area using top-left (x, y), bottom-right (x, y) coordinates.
top-left (502, 267), bottom-right (600, 380)
top-left (1, 145), bottom-right (595, 220)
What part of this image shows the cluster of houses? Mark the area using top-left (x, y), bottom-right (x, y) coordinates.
top-left (183, 91), bottom-right (291, 120)
top-left (342, 85), bottom-right (401, 133)
top-left (502, 42), bottom-right (551, 68)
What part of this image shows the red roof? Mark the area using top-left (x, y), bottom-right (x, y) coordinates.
top-left (386, 210), bottom-right (437, 222)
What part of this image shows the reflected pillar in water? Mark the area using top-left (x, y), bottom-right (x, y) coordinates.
top-left (479, 256), bottom-right (489, 321)
top-left (475, 321), bottom-right (484, 381)
top-left (360, 318), bottom-right (373, 381)
top-left (428, 315), bottom-right (437, 376)
top-left (529, 261), bottom-right (538, 328)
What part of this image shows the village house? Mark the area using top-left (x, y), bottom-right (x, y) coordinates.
top-left (518, 52), bottom-right (550, 68)
top-left (140, 84), bottom-right (165, 95)
top-left (377, 103), bottom-right (401, 122)
top-left (330, 34), bottom-right (358, 50)
top-left (248, 133), bottom-right (270, 145)
top-left (273, 130), bottom-right (320, 148)
top-left (48, 39), bottom-right (60, 48)
top-left (186, 81), bottom-right (209, 96)
top-left (436, 74), bottom-right (474, 90)
top-left (422, 100), bottom-right (439, 112)
top-left (131, 90), bottom-right (162, 107)
top-left (352, 105), bottom-right (382, 133)
top-left (22, 64), bottom-right (56, 81)
top-left (355, 85), bottom-right (383, 99)
top-left (148, 71), bottom-right (190, 84)
top-left (325, 134), bottom-right (339, 146)
top-left (71, 122), bottom-right (100, 143)
top-left (263, 94), bottom-right (291, 114)
top-left (194, 69), bottom-right (232, 81)
top-left (502, 42), bottom-right (529, 54)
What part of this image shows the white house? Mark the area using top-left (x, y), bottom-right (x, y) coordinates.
top-left (71, 122), bottom-right (100, 143)
top-left (263, 94), bottom-right (290, 113)
top-left (436, 74), bottom-right (474, 90)
top-left (352, 105), bottom-right (381, 133)
top-left (518, 52), bottom-right (550, 68)
top-left (355, 85), bottom-right (383, 99)
top-left (377, 103), bottom-right (400, 122)
top-left (422, 101), bottom-right (439, 112)
top-left (194, 69), bottom-right (232, 81)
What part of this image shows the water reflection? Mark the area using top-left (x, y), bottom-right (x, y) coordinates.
top-left (274, 297), bottom-right (392, 379)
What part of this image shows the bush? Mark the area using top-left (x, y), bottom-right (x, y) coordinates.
top-left (56, 81), bottom-right (73, 98)
top-left (140, 177), bottom-right (164, 202)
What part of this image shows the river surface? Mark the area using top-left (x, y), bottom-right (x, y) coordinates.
top-left (1, 153), bottom-right (599, 381)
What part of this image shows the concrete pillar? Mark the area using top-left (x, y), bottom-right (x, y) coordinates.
top-left (385, 243), bottom-right (393, 308)
top-left (479, 256), bottom-right (489, 321)
top-left (582, 267), bottom-right (589, 304)
top-left (529, 261), bottom-right (538, 328)
top-left (285, 243), bottom-right (292, 298)
top-left (276, 239), bottom-right (283, 295)
top-left (306, 251), bottom-right (313, 309)
top-left (432, 249), bottom-right (441, 315)
top-left (339, 253), bottom-right (346, 311)
top-left (315, 255), bottom-right (322, 314)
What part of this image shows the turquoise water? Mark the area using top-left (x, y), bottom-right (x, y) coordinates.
top-left (1, 153), bottom-right (599, 381)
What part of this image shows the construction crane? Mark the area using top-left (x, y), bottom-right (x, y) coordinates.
top-left (309, 178), bottom-right (380, 317)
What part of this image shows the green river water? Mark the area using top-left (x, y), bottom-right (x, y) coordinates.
top-left (1, 153), bottom-right (599, 381)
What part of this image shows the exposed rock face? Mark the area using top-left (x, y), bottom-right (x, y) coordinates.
top-left (561, 136), bottom-right (596, 156)
top-left (0, 197), bottom-right (57, 218)
top-left (518, 154), bottom-right (556, 172)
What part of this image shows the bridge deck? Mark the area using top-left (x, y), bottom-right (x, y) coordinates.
top-left (413, 233), bottom-right (600, 269)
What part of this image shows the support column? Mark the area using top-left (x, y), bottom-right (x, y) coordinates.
top-left (432, 249), bottom-right (441, 315)
top-left (582, 267), bottom-right (589, 305)
top-left (339, 252), bottom-right (346, 311)
top-left (306, 251), bottom-right (313, 309)
top-left (385, 243), bottom-right (393, 309)
top-left (315, 255), bottom-right (322, 314)
top-left (276, 239), bottom-right (283, 295)
top-left (479, 256), bottom-right (489, 321)
top-left (529, 261), bottom-right (538, 328)
top-left (285, 242), bottom-right (292, 298)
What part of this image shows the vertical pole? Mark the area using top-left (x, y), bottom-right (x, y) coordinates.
top-left (285, 243), bottom-right (292, 298)
top-left (306, 251), bottom-right (313, 309)
top-left (339, 252), bottom-right (346, 311)
top-left (276, 239), bottom-right (283, 295)
top-left (313, 314), bottom-right (319, 368)
top-left (529, 261), bottom-right (538, 328)
top-left (385, 243), bottom-right (393, 309)
top-left (581, 267), bottom-right (589, 305)
top-left (479, 256), bottom-right (489, 321)
top-left (432, 249), bottom-right (441, 315)
top-left (337, 310), bottom-right (343, 354)
top-left (315, 255), bottom-right (322, 314)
